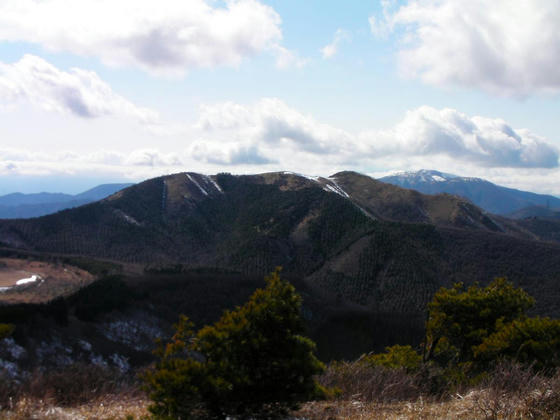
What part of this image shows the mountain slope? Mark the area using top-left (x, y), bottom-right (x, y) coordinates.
top-left (380, 169), bottom-right (560, 215)
top-left (0, 183), bottom-right (133, 219)
top-left (74, 183), bottom-right (134, 201)
top-left (0, 171), bottom-right (559, 317)
top-left (330, 171), bottom-right (503, 231)
top-left (508, 206), bottom-right (560, 220)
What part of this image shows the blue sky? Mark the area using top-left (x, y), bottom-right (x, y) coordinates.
top-left (0, 0), bottom-right (558, 195)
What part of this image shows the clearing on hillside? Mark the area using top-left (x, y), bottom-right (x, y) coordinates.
top-left (0, 258), bottom-right (94, 304)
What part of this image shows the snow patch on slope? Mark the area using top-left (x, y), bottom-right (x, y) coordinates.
top-left (114, 209), bottom-right (141, 226)
top-left (326, 178), bottom-right (350, 198)
top-left (16, 275), bottom-right (39, 285)
top-left (283, 171), bottom-right (321, 183)
top-left (186, 173), bottom-right (208, 196)
top-left (388, 169), bottom-right (458, 184)
top-left (206, 175), bottom-right (223, 193)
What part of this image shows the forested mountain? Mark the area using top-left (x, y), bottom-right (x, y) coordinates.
top-left (380, 169), bottom-right (560, 215)
top-left (0, 183), bottom-right (132, 219)
top-left (1, 171), bottom-right (559, 318)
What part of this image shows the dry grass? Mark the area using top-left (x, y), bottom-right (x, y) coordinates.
top-left (471, 362), bottom-right (560, 419)
top-left (0, 364), bottom-right (147, 419)
top-left (317, 359), bottom-right (439, 403)
top-left (297, 360), bottom-right (560, 420)
top-left (0, 395), bottom-right (149, 420)
top-left (296, 397), bottom-right (481, 420)
top-left (2, 362), bottom-right (560, 419)
top-left (4, 392), bottom-right (556, 420)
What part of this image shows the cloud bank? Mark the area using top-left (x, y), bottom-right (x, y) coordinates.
top-left (0, 0), bottom-right (288, 75)
top-left (370, 0), bottom-right (560, 96)
top-left (1, 97), bottom-right (558, 193)
top-left (192, 99), bottom-right (559, 169)
top-left (365, 106), bottom-right (559, 168)
top-left (193, 98), bottom-right (355, 161)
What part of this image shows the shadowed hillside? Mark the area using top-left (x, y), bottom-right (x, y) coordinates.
top-left (0, 171), bottom-right (559, 319)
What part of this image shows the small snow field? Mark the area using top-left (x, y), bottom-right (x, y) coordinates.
top-left (0, 269), bottom-right (37, 288)
top-left (16, 275), bottom-right (40, 286)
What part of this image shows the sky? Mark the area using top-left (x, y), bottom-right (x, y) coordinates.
top-left (0, 0), bottom-right (559, 195)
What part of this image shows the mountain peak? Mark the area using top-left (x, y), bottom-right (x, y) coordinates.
top-left (380, 170), bottom-right (560, 215)
top-left (388, 169), bottom-right (459, 184)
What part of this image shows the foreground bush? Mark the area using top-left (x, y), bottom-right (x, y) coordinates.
top-left (474, 316), bottom-right (560, 371)
top-left (362, 344), bottom-right (422, 372)
top-left (144, 268), bottom-right (325, 419)
top-left (424, 278), bottom-right (534, 364)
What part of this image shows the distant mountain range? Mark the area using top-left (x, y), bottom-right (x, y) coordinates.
top-left (379, 169), bottom-right (560, 216)
top-left (4, 171), bottom-right (559, 220)
top-left (0, 183), bottom-right (133, 219)
top-left (1, 171), bottom-right (559, 317)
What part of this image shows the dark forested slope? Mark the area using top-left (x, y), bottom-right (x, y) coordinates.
top-left (1, 171), bottom-right (559, 317)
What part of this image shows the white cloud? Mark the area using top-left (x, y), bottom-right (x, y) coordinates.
top-left (370, 0), bottom-right (560, 96)
top-left (195, 99), bottom-right (558, 169)
top-left (321, 29), bottom-right (350, 59)
top-left (363, 106), bottom-right (559, 168)
top-left (273, 45), bottom-right (309, 69)
top-left (0, 148), bottom-right (182, 168)
top-left (124, 149), bottom-right (183, 167)
top-left (194, 98), bottom-right (355, 162)
top-left (190, 142), bottom-right (275, 165)
top-left (368, 0), bottom-right (395, 38)
top-left (0, 0), bottom-right (284, 75)
top-left (0, 55), bottom-right (160, 124)
top-left (0, 100), bottom-right (558, 194)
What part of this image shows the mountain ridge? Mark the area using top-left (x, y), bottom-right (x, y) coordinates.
top-left (0, 183), bottom-right (133, 219)
top-left (380, 169), bottom-right (560, 215)
top-left (1, 170), bottom-right (559, 317)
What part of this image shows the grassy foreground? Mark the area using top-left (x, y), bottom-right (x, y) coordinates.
top-left (1, 361), bottom-right (559, 419)
top-left (0, 392), bottom-right (557, 420)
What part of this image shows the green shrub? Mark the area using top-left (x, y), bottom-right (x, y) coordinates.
top-left (424, 278), bottom-right (534, 364)
top-left (143, 268), bottom-right (326, 419)
top-left (474, 316), bottom-right (560, 370)
top-left (362, 344), bottom-right (421, 372)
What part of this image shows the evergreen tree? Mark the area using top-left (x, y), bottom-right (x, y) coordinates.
top-left (424, 278), bottom-right (534, 364)
top-left (144, 268), bottom-right (325, 419)
top-left (474, 316), bottom-right (560, 370)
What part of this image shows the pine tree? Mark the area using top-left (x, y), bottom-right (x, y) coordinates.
top-left (144, 268), bottom-right (325, 419)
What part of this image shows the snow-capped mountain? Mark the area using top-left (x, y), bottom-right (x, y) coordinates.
top-left (380, 170), bottom-right (560, 215)
top-left (381, 170), bottom-right (459, 186)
